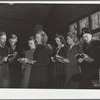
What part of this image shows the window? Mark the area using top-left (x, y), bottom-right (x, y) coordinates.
top-left (79, 17), bottom-right (89, 34)
top-left (91, 11), bottom-right (100, 30)
top-left (69, 23), bottom-right (77, 35)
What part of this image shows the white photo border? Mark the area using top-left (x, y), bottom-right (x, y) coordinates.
top-left (0, 1), bottom-right (100, 99)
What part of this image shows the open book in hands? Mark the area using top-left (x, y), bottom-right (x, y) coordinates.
top-left (54, 55), bottom-right (69, 63)
top-left (2, 52), bottom-right (17, 62)
top-left (75, 53), bottom-right (84, 60)
top-left (7, 51), bottom-right (17, 62)
top-left (75, 53), bottom-right (94, 63)
top-left (18, 58), bottom-right (36, 65)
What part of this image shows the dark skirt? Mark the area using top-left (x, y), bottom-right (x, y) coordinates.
top-left (0, 64), bottom-right (10, 87)
top-left (29, 65), bottom-right (49, 88)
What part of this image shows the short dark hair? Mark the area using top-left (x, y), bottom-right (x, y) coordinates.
top-left (9, 34), bottom-right (17, 39)
top-left (0, 31), bottom-right (6, 37)
top-left (28, 36), bottom-right (35, 41)
top-left (28, 36), bottom-right (36, 45)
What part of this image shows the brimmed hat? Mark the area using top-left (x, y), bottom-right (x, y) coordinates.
top-left (79, 27), bottom-right (92, 38)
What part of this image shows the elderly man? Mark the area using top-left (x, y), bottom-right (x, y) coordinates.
top-left (78, 28), bottom-right (100, 89)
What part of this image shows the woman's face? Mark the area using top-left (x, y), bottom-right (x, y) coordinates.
top-left (9, 39), bottom-right (17, 46)
top-left (55, 37), bottom-right (61, 46)
top-left (82, 33), bottom-right (92, 43)
top-left (36, 34), bottom-right (42, 45)
top-left (0, 35), bottom-right (6, 45)
top-left (28, 40), bottom-right (36, 49)
top-left (67, 36), bottom-right (74, 45)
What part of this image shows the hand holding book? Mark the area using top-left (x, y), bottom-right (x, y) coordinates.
top-left (54, 55), bottom-right (69, 63)
top-left (7, 51), bottom-right (17, 62)
top-left (75, 53), bottom-right (94, 63)
top-left (18, 58), bottom-right (36, 65)
top-left (2, 52), bottom-right (17, 63)
top-left (2, 56), bottom-right (8, 62)
top-left (82, 53), bottom-right (94, 63)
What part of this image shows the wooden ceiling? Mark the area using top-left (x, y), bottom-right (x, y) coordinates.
top-left (0, 4), bottom-right (52, 30)
top-left (0, 4), bottom-right (100, 36)
top-left (44, 4), bottom-right (100, 33)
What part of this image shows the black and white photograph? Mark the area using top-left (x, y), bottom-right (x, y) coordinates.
top-left (0, 1), bottom-right (100, 99)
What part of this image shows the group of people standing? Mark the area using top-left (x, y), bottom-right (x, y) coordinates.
top-left (0, 27), bottom-right (100, 89)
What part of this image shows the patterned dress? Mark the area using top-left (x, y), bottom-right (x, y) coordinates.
top-left (21, 49), bottom-right (34, 88)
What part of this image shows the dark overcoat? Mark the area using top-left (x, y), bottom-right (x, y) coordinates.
top-left (65, 45), bottom-right (81, 88)
top-left (29, 44), bottom-right (51, 88)
top-left (79, 40), bottom-right (100, 89)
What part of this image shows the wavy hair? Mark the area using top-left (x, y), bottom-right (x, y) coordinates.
top-left (36, 30), bottom-right (48, 44)
top-left (55, 34), bottom-right (66, 45)
top-left (67, 32), bottom-right (79, 44)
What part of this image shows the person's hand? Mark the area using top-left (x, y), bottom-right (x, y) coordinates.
top-left (51, 57), bottom-right (56, 62)
top-left (78, 58), bottom-right (84, 63)
top-left (13, 51), bottom-right (17, 58)
top-left (29, 60), bottom-right (36, 65)
top-left (2, 57), bottom-right (8, 62)
top-left (84, 57), bottom-right (93, 63)
top-left (63, 58), bottom-right (69, 63)
top-left (24, 58), bottom-right (29, 63)
top-left (82, 53), bottom-right (89, 59)
top-left (55, 55), bottom-right (61, 58)
top-left (82, 53), bottom-right (93, 63)
top-left (25, 60), bottom-right (36, 65)
top-left (8, 57), bottom-right (14, 62)
top-left (17, 58), bottom-right (28, 64)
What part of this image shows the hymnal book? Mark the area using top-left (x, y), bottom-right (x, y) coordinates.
top-left (18, 58), bottom-right (36, 64)
top-left (54, 55), bottom-right (65, 63)
top-left (75, 53), bottom-right (84, 60)
top-left (75, 53), bottom-right (94, 62)
top-left (7, 54), bottom-right (14, 59)
top-left (7, 52), bottom-right (17, 61)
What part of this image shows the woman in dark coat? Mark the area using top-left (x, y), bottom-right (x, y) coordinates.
top-left (78, 28), bottom-right (100, 89)
top-left (51, 34), bottom-right (67, 88)
top-left (29, 30), bottom-right (51, 88)
top-left (64, 32), bottom-right (81, 88)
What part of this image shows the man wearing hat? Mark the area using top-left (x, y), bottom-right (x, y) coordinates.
top-left (78, 27), bottom-right (100, 89)
top-left (8, 34), bottom-right (24, 88)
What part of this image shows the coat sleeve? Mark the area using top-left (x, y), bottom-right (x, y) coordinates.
top-left (69, 47), bottom-right (80, 66)
top-left (89, 45), bottom-right (100, 66)
top-left (0, 55), bottom-right (4, 64)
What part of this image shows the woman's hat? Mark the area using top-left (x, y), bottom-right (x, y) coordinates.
top-left (80, 27), bottom-right (92, 38)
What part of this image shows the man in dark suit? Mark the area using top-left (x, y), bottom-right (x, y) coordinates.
top-left (8, 34), bottom-right (24, 88)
